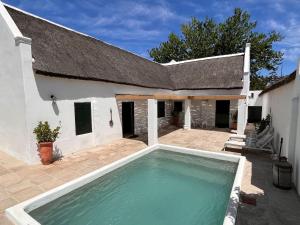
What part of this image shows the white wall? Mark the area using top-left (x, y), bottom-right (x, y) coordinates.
top-left (258, 67), bottom-right (300, 195)
top-left (248, 90), bottom-right (262, 106)
top-left (291, 61), bottom-right (300, 195)
top-left (260, 81), bottom-right (295, 156)
top-left (0, 3), bottom-right (29, 162)
top-left (23, 74), bottom-right (179, 163)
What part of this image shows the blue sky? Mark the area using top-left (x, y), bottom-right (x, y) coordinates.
top-left (3, 0), bottom-right (300, 75)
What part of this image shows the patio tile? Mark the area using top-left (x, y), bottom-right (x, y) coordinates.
top-left (0, 173), bottom-right (22, 187)
top-left (13, 186), bottom-right (44, 202)
top-left (6, 180), bottom-right (34, 194)
top-left (0, 213), bottom-right (13, 225)
top-left (0, 198), bottom-right (17, 212)
top-left (38, 178), bottom-right (66, 191)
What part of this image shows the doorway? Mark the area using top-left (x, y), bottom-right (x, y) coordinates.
top-left (215, 100), bottom-right (230, 128)
top-left (122, 102), bottom-right (134, 137)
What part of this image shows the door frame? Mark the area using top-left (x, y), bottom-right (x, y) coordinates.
top-left (122, 102), bottom-right (134, 137)
top-left (215, 100), bottom-right (230, 128)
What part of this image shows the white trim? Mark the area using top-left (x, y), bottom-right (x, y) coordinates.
top-left (6, 144), bottom-right (245, 225)
top-left (243, 43), bottom-right (251, 74)
top-left (0, 1), bottom-right (23, 38)
top-left (14, 36), bottom-right (32, 46)
top-left (2, 3), bottom-right (163, 66)
top-left (162, 53), bottom-right (245, 66)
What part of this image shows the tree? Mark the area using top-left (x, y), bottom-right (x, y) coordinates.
top-left (149, 8), bottom-right (283, 90)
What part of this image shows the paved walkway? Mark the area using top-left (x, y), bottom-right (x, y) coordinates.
top-left (0, 128), bottom-right (300, 224)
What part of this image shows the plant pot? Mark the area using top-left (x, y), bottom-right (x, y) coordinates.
top-left (231, 122), bottom-right (237, 130)
top-left (39, 142), bottom-right (53, 165)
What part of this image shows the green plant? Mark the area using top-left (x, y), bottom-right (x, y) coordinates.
top-left (231, 110), bottom-right (238, 122)
top-left (149, 8), bottom-right (283, 90)
top-left (33, 121), bottom-right (60, 143)
top-left (256, 114), bottom-right (271, 133)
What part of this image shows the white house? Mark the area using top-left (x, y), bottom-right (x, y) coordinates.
top-left (258, 67), bottom-right (300, 194)
top-left (0, 3), bottom-right (250, 164)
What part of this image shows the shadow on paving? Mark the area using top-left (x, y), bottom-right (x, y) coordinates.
top-left (233, 150), bottom-right (300, 225)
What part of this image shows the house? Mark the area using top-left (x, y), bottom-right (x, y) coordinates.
top-left (247, 90), bottom-right (262, 123)
top-left (0, 3), bottom-right (250, 164)
top-left (258, 68), bottom-right (300, 194)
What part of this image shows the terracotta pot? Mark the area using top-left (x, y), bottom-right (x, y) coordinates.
top-left (39, 142), bottom-right (53, 165)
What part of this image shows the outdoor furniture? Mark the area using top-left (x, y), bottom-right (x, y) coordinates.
top-left (256, 125), bottom-right (270, 139)
top-left (224, 127), bottom-right (274, 151)
top-left (224, 140), bottom-right (246, 149)
top-left (229, 134), bottom-right (246, 142)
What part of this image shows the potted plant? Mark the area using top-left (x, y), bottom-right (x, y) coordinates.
top-left (33, 121), bottom-right (60, 165)
top-left (231, 110), bottom-right (238, 130)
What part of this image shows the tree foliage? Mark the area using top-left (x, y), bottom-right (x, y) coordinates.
top-left (149, 8), bottom-right (283, 90)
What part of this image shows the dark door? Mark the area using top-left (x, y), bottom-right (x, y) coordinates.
top-left (248, 106), bottom-right (262, 123)
top-left (122, 102), bottom-right (134, 137)
top-left (215, 100), bottom-right (230, 128)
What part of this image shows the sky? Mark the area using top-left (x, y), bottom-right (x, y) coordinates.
top-left (3, 0), bottom-right (300, 76)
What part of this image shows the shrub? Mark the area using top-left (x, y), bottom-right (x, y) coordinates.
top-left (33, 121), bottom-right (60, 143)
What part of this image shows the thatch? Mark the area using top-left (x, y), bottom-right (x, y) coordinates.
top-left (6, 5), bottom-right (244, 90)
top-left (166, 56), bottom-right (244, 90)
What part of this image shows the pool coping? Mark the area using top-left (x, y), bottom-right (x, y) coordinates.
top-left (6, 144), bottom-right (245, 225)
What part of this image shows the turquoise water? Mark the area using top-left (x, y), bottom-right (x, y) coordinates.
top-left (29, 150), bottom-right (237, 225)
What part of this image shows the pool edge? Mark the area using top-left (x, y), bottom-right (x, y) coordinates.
top-left (5, 144), bottom-right (245, 225)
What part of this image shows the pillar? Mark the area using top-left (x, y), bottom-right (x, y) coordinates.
top-left (184, 99), bottom-right (191, 130)
top-left (148, 99), bottom-right (158, 146)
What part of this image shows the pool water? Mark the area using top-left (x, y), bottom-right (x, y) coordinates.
top-left (29, 150), bottom-right (237, 225)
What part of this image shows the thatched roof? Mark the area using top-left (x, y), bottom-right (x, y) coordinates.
top-left (165, 55), bottom-right (244, 90)
top-left (259, 71), bottom-right (296, 96)
top-left (6, 5), bottom-right (244, 90)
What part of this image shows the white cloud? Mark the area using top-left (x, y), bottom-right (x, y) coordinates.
top-left (265, 17), bottom-right (300, 63)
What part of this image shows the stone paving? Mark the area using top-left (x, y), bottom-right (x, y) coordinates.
top-left (0, 128), bottom-right (300, 224)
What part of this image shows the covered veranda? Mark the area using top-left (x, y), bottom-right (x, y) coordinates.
top-left (116, 93), bottom-right (248, 146)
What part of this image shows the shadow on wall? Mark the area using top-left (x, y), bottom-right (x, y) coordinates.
top-left (52, 101), bottom-right (59, 115)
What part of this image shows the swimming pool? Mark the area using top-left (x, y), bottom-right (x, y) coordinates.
top-left (6, 144), bottom-right (245, 225)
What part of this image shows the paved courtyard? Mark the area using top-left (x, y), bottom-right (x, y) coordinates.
top-left (0, 128), bottom-right (300, 224)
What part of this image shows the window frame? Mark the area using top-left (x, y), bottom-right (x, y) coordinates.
top-left (74, 102), bottom-right (93, 135)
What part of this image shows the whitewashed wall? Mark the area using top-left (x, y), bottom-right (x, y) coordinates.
top-left (23, 75), bottom-right (178, 163)
top-left (258, 67), bottom-right (300, 195)
top-left (248, 90), bottom-right (262, 106)
top-left (0, 4), bottom-right (29, 162)
top-left (260, 81), bottom-right (295, 156)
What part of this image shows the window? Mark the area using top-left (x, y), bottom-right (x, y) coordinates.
top-left (173, 101), bottom-right (183, 112)
top-left (74, 102), bottom-right (92, 135)
top-left (157, 101), bottom-right (165, 118)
